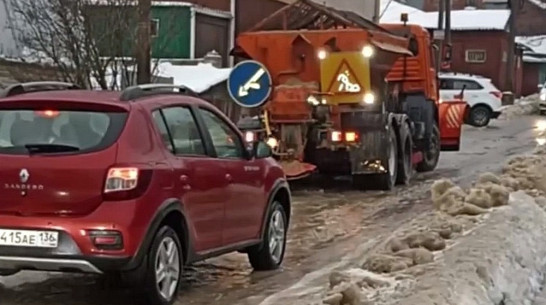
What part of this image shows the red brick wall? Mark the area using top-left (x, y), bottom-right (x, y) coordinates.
top-left (449, 31), bottom-right (510, 90)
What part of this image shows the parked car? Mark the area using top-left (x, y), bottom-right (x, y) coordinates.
top-left (0, 82), bottom-right (291, 305)
top-left (439, 73), bottom-right (503, 127)
top-left (538, 81), bottom-right (546, 114)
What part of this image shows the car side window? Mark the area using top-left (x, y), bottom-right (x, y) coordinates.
top-left (152, 110), bottom-right (174, 153)
top-left (453, 80), bottom-right (482, 90)
top-left (439, 79), bottom-right (452, 90)
top-left (198, 108), bottom-right (244, 159)
top-left (158, 107), bottom-right (206, 156)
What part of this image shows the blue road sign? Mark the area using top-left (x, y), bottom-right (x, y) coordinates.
top-left (227, 60), bottom-right (272, 108)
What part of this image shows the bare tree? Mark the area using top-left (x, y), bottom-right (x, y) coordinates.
top-left (6, 0), bottom-right (179, 89)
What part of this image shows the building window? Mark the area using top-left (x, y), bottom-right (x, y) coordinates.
top-left (465, 50), bottom-right (487, 63)
top-left (150, 19), bottom-right (159, 38)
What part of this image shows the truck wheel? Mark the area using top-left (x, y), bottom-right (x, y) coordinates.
top-left (396, 123), bottom-right (413, 185)
top-left (354, 127), bottom-right (398, 190)
top-left (416, 123), bottom-right (440, 172)
top-left (468, 105), bottom-right (492, 127)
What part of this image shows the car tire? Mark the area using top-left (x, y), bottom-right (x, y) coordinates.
top-left (468, 105), bottom-right (492, 127)
top-left (248, 201), bottom-right (287, 271)
top-left (416, 123), bottom-right (440, 173)
top-left (143, 226), bottom-right (183, 305)
top-left (396, 122), bottom-right (413, 185)
top-left (0, 269), bottom-right (19, 276)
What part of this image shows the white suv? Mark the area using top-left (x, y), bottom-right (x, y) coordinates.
top-left (439, 73), bottom-right (503, 127)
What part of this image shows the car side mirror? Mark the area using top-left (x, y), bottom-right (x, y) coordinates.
top-left (250, 141), bottom-right (272, 159)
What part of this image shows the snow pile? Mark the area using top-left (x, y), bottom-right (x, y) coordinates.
top-left (498, 94), bottom-right (540, 120)
top-left (319, 149), bottom-right (546, 305)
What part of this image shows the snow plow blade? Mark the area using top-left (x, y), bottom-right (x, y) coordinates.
top-left (439, 101), bottom-right (468, 151)
top-left (280, 160), bottom-right (317, 180)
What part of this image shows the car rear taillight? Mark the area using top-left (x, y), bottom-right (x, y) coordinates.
top-left (103, 167), bottom-right (153, 201)
top-left (490, 91), bottom-right (502, 99)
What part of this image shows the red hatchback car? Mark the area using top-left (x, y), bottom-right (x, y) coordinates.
top-left (0, 82), bottom-right (291, 305)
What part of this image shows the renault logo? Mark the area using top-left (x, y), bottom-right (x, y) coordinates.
top-left (19, 169), bottom-right (30, 183)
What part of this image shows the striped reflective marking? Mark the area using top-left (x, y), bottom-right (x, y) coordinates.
top-left (446, 104), bottom-right (464, 129)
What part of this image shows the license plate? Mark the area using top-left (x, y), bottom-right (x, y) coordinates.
top-left (0, 229), bottom-right (59, 248)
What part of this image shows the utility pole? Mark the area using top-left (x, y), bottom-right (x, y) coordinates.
top-left (506, 0), bottom-right (518, 94)
top-left (372, 0), bottom-right (380, 23)
top-left (136, 0), bottom-right (151, 84)
top-left (435, 0), bottom-right (445, 73)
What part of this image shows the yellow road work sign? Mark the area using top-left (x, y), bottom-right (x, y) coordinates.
top-left (320, 51), bottom-right (371, 105)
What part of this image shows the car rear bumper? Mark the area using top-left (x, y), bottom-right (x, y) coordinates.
top-left (0, 200), bottom-right (149, 273)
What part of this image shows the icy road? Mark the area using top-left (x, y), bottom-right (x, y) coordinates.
top-left (1, 115), bottom-right (542, 305)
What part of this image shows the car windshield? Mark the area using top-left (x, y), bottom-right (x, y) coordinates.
top-left (0, 109), bottom-right (127, 155)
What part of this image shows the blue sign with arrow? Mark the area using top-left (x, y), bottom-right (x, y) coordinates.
top-left (227, 60), bottom-right (272, 108)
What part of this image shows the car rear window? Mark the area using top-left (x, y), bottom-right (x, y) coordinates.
top-left (0, 109), bottom-right (128, 155)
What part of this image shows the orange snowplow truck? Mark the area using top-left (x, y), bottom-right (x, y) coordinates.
top-left (233, 0), bottom-right (467, 190)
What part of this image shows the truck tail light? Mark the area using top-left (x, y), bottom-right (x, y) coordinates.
top-left (331, 131), bottom-right (342, 142)
top-left (490, 91), bottom-right (502, 99)
top-left (345, 131), bottom-right (359, 142)
top-left (103, 167), bottom-right (153, 201)
top-left (244, 131), bottom-right (256, 143)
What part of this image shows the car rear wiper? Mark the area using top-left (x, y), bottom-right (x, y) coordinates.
top-left (24, 144), bottom-right (80, 154)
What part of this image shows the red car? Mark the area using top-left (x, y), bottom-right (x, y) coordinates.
top-left (0, 82), bottom-right (291, 305)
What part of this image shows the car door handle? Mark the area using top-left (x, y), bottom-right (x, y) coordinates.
top-left (225, 174), bottom-right (233, 182)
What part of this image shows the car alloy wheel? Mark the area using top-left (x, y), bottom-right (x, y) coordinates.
top-left (155, 236), bottom-right (181, 301)
top-left (268, 209), bottom-right (286, 264)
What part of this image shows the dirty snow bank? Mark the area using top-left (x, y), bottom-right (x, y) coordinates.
top-left (499, 94), bottom-right (540, 120)
top-left (292, 146), bottom-right (546, 305)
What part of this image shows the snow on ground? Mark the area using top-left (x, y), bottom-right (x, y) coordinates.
top-left (499, 94), bottom-right (540, 120)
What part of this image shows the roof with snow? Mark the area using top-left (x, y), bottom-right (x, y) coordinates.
top-left (516, 35), bottom-right (546, 63)
top-left (154, 62), bottom-right (231, 94)
top-left (380, 1), bottom-right (511, 31)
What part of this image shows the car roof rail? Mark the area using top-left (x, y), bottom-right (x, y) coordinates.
top-left (0, 81), bottom-right (80, 98)
top-left (119, 84), bottom-right (198, 101)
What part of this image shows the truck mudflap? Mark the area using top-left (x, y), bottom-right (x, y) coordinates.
top-left (279, 160), bottom-right (317, 180)
top-left (438, 101), bottom-right (467, 151)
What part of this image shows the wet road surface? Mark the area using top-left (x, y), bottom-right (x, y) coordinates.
top-left (1, 115), bottom-right (543, 305)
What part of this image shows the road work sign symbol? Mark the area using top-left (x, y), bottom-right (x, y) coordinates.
top-left (328, 59), bottom-right (363, 94)
top-left (227, 60), bottom-right (272, 108)
top-left (320, 52), bottom-right (370, 105)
